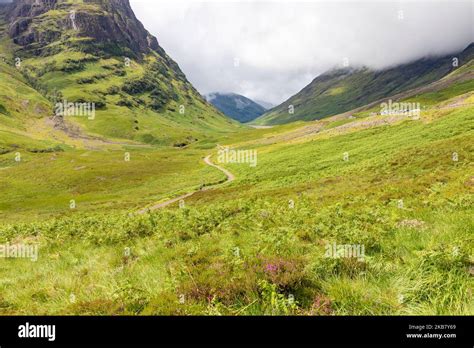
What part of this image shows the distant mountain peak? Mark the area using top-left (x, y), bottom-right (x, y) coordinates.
top-left (205, 92), bottom-right (266, 123)
top-left (254, 99), bottom-right (274, 110)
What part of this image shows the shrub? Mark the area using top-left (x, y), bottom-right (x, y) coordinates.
top-left (0, 104), bottom-right (9, 116)
top-left (60, 59), bottom-right (85, 73)
top-left (106, 86), bottom-right (120, 95)
top-left (122, 77), bottom-right (155, 95)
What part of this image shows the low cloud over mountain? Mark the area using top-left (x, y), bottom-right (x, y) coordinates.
top-left (131, 0), bottom-right (473, 105)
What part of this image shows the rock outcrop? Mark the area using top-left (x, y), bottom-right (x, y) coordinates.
top-left (6, 0), bottom-right (163, 57)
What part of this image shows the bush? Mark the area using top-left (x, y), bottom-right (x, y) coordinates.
top-left (106, 86), bottom-right (120, 95)
top-left (27, 145), bottom-right (64, 154)
top-left (60, 59), bottom-right (85, 73)
top-left (0, 104), bottom-right (9, 116)
top-left (122, 77), bottom-right (155, 95)
top-left (0, 147), bottom-right (11, 155)
top-left (77, 77), bottom-right (95, 84)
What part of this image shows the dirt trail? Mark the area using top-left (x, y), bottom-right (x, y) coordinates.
top-left (137, 155), bottom-right (234, 214)
top-left (203, 155), bottom-right (235, 182)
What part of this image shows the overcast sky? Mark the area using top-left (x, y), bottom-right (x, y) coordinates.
top-left (130, 0), bottom-right (473, 104)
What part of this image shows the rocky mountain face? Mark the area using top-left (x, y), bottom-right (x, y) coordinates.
top-left (6, 0), bottom-right (164, 57)
top-left (255, 43), bottom-right (474, 125)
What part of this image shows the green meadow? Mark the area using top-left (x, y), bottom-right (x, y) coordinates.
top-left (0, 97), bottom-right (472, 315)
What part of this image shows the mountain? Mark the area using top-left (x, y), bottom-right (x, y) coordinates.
top-left (205, 92), bottom-right (266, 123)
top-left (254, 43), bottom-right (474, 125)
top-left (254, 99), bottom-right (274, 110)
top-left (0, 0), bottom-right (236, 148)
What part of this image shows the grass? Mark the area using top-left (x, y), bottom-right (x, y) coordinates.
top-left (0, 146), bottom-right (225, 223)
top-left (0, 100), bottom-right (472, 315)
top-left (0, 2), bottom-right (472, 316)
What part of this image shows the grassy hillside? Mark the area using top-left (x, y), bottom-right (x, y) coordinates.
top-left (255, 43), bottom-right (474, 125)
top-left (0, 1), bottom-right (238, 149)
top-left (0, 64), bottom-right (472, 315)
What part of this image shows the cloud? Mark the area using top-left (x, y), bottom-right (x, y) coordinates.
top-left (131, 0), bottom-right (473, 104)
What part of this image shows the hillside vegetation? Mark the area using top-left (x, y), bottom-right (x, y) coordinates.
top-left (0, 1), bottom-right (237, 150)
top-left (1, 60), bottom-right (472, 315)
top-left (255, 43), bottom-right (474, 125)
top-left (0, 1), bottom-right (472, 317)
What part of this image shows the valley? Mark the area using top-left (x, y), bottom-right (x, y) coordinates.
top-left (0, 0), bottom-right (472, 317)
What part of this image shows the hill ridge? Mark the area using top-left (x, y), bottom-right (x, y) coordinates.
top-left (255, 42), bottom-right (474, 125)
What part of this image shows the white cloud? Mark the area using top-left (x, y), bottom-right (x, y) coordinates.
top-left (131, 0), bottom-right (473, 104)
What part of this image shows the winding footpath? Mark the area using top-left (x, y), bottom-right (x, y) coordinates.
top-left (137, 155), bottom-right (234, 214)
top-left (203, 155), bottom-right (235, 182)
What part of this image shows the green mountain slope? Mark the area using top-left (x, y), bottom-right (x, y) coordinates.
top-left (0, 0), bottom-right (237, 147)
top-left (254, 43), bottom-right (474, 125)
top-left (205, 92), bottom-right (266, 123)
top-left (0, 5), bottom-right (58, 152)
